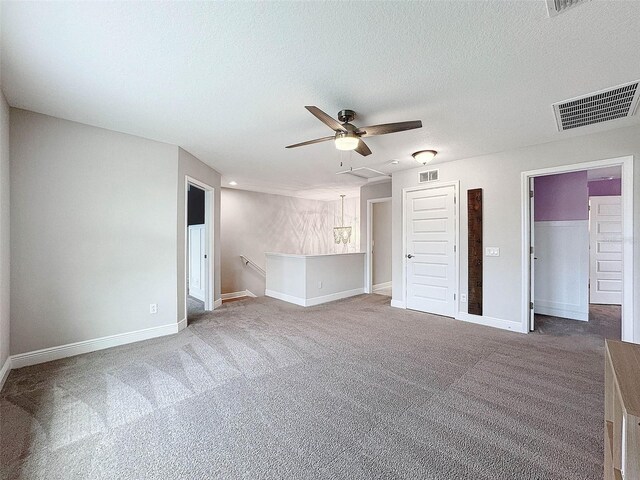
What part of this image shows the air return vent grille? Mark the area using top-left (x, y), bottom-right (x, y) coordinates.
top-left (545, 0), bottom-right (589, 17)
top-left (419, 169), bottom-right (439, 183)
top-left (335, 166), bottom-right (388, 180)
top-left (553, 81), bottom-right (640, 131)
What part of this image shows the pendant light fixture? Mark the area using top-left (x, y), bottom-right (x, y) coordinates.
top-left (333, 195), bottom-right (352, 244)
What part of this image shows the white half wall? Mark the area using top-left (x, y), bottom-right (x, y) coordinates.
top-left (534, 220), bottom-right (589, 321)
top-left (392, 123), bottom-right (640, 342)
top-left (221, 188), bottom-right (334, 297)
top-left (0, 92), bottom-right (10, 374)
top-left (10, 109), bottom-right (179, 355)
top-left (265, 252), bottom-right (365, 306)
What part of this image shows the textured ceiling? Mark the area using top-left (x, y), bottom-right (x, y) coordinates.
top-left (2, 1), bottom-right (640, 200)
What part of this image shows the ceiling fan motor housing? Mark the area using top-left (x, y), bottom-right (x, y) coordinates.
top-left (338, 109), bottom-right (356, 123)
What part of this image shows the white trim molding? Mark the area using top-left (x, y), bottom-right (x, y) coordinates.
top-left (456, 312), bottom-right (527, 333)
top-left (0, 357), bottom-right (11, 391)
top-left (390, 299), bottom-right (406, 309)
top-left (10, 321), bottom-right (184, 369)
top-left (214, 298), bottom-right (223, 308)
top-left (178, 318), bottom-right (188, 332)
top-left (372, 281), bottom-right (392, 293)
top-left (266, 288), bottom-right (364, 307)
top-left (221, 290), bottom-right (257, 300)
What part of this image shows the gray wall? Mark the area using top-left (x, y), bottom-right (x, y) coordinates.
top-left (221, 188), bottom-right (332, 296)
top-left (0, 93), bottom-right (9, 368)
top-left (392, 123), bottom-right (640, 342)
top-left (372, 200), bottom-right (392, 285)
top-left (177, 148), bottom-right (222, 317)
top-left (359, 181), bottom-right (392, 253)
top-left (10, 109), bottom-right (180, 355)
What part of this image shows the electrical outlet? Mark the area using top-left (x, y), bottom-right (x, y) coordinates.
top-left (150, 304), bottom-right (158, 314)
top-left (318, 281), bottom-right (323, 289)
top-left (485, 247), bottom-right (500, 257)
top-left (460, 293), bottom-right (467, 303)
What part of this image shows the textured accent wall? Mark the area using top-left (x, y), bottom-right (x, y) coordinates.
top-left (220, 189), bottom-right (359, 296)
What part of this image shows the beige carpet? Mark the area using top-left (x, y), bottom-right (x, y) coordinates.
top-left (1, 295), bottom-right (615, 479)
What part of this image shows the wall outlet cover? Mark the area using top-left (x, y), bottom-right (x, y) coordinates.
top-left (150, 304), bottom-right (158, 314)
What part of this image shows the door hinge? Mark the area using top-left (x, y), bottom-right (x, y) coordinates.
top-left (454, 293), bottom-right (456, 300)
top-left (530, 246), bottom-right (534, 254)
top-left (530, 302), bottom-right (534, 310)
top-left (454, 245), bottom-right (457, 252)
top-left (530, 190), bottom-right (534, 198)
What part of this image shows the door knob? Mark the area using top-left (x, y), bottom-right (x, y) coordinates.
top-left (407, 254), bottom-right (414, 259)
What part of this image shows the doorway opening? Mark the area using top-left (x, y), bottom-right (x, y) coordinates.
top-left (521, 156), bottom-right (634, 342)
top-left (185, 177), bottom-right (214, 323)
top-left (366, 197), bottom-right (392, 296)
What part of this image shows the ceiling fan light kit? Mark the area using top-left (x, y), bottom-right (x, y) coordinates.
top-left (334, 131), bottom-right (359, 151)
top-left (285, 106), bottom-right (423, 157)
top-left (412, 150), bottom-right (437, 164)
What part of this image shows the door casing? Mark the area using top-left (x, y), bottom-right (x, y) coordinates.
top-left (521, 156), bottom-right (634, 341)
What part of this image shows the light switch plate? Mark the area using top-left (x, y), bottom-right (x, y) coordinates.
top-left (485, 247), bottom-right (500, 257)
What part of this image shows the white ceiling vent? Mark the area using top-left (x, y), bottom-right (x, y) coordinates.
top-left (552, 81), bottom-right (640, 131)
top-left (419, 169), bottom-right (439, 183)
top-left (545, 0), bottom-right (589, 17)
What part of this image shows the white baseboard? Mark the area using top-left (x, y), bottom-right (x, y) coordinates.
top-left (390, 299), bottom-right (406, 309)
top-left (456, 311), bottom-right (527, 333)
top-left (177, 318), bottom-right (187, 332)
top-left (534, 303), bottom-right (588, 321)
top-left (10, 321), bottom-right (184, 369)
top-left (373, 281), bottom-right (392, 292)
top-left (0, 356), bottom-right (11, 391)
top-left (214, 298), bottom-right (222, 308)
top-left (305, 288), bottom-right (364, 307)
top-left (265, 289), bottom-right (306, 306)
top-left (221, 290), bottom-right (257, 300)
top-left (265, 288), bottom-right (364, 307)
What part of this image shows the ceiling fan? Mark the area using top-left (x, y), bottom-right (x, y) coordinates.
top-left (285, 106), bottom-right (422, 156)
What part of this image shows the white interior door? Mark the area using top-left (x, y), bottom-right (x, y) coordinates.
top-left (405, 185), bottom-right (456, 317)
top-left (188, 224), bottom-right (206, 301)
top-left (589, 196), bottom-right (622, 304)
top-left (529, 178), bottom-right (535, 331)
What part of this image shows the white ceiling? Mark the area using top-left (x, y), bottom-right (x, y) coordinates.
top-left (2, 1), bottom-right (640, 200)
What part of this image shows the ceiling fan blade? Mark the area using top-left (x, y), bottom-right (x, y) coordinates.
top-left (357, 120), bottom-right (422, 137)
top-left (355, 139), bottom-right (372, 156)
top-left (285, 136), bottom-right (334, 149)
top-left (305, 106), bottom-right (347, 132)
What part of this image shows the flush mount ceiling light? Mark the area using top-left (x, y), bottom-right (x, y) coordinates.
top-left (412, 150), bottom-right (437, 165)
top-left (228, 181), bottom-right (237, 186)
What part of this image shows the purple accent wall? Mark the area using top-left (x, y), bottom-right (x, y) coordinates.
top-left (588, 178), bottom-right (621, 197)
top-left (534, 171), bottom-right (588, 221)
